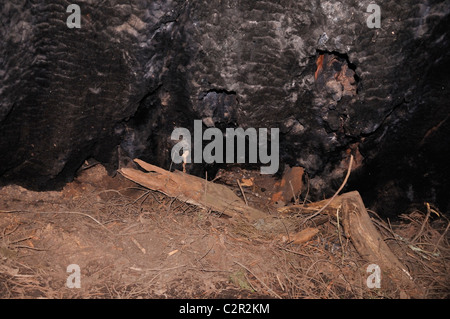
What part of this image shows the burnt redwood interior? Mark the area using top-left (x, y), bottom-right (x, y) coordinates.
top-left (1, 1), bottom-right (449, 219)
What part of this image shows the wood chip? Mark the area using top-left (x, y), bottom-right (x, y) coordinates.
top-left (168, 249), bottom-right (179, 256)
top-left (289, 227), bottom-right (319, 244)
top-left (271, 166), bottom-right (304, 204)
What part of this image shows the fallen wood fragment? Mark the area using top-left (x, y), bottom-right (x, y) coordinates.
top-left (119, 159), bottom-right (266, 222)
top-left (271, 166), bottom-right (304, 205)
top-left (280, 227), bottom-right (319, 245)
top-left (279, 190), bottom-right (424, 297)
top-left (338, 191), bottom-right (424, 298)
top-left (240, 178), bottom-right (254, 187)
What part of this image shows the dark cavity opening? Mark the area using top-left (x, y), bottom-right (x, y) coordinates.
top-left (315, 50), bottom-right (360, 94)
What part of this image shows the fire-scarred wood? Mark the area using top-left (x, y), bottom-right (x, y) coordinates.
top-left (1, 1), bottom-right (448, 216)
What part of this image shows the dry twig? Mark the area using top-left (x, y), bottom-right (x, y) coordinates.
top-left (234, 261), bottom-right (282, 299)
top-left (236, 179), bottom-right (248, 206)
top-left (301, 155), bottom-right (353, 225)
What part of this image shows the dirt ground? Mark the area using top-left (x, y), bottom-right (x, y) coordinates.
top-left (0, 164), bottom-right (449, 299)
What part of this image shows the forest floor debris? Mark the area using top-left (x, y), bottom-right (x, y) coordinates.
top-left (0, 163), bottom-right (449, 298)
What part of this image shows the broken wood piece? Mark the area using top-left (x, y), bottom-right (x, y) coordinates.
top-left (338, 191), bottom-right (424, 298)
top-left (281, 227), bottom-right (319, 245)
top-left (168, 249), bottom-right (179, 256)
top-left (280, 190), bottom-right (424, 297)
top-left (277, 196), bottom-right (341, 214)
top-left (271, 166), bottom-right (304, 205)
top-left (240, 178), bottom-right (254, 187)
top-left (119, 159), bottom-right (266, 222)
